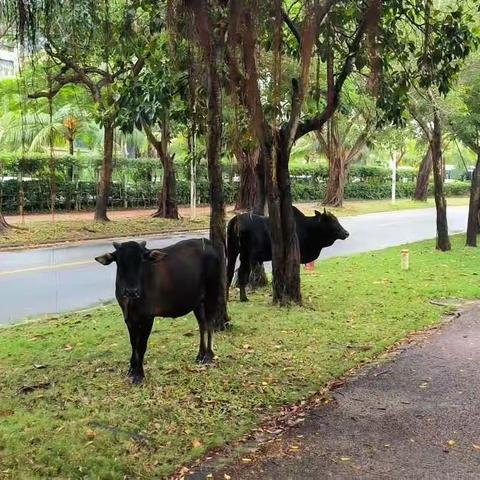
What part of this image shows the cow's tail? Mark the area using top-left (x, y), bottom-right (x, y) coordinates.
top-left (226, 215), bottom-right (240, 293)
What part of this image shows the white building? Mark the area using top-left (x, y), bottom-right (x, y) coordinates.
top-left (0, 43), bottom-right (18, 78)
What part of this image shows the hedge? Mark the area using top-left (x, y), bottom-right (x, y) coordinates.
top-left (0, 154), bottom-right (470, 213)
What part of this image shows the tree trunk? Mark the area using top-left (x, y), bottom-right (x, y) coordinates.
top-left (431, 108), bottom-right (451, 251)
top-left (204, 19), bottom-right (230, 330)
top-left (466, 150), bottom-right (480, 247)
top-left (323, 155), bottom-right (347, 207)
top-left (0, 212), bottom-right (9, 234)
top-left (235, 148), bottom-right (258, 211)
top-left (414, 147), bottom-right (432, 201)
top-left (152, 155), bottom-right (178, 219)
top-left (94, 122), bottom-right (114, 222)
top-left (68, 137), bottom-right (74, 156)
top-left (253, 150), bottom-right (266, 215)
top-left (265, 138), bottom-right (301, 305)
top-left (146, 119), bottom-right (179, 220)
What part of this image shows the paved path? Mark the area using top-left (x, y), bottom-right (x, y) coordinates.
top-left (194, 303), bottom-right (480, 480)
top-left (0, 206), bottom-right (468, 325)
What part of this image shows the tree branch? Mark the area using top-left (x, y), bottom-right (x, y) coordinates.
top-left (295, 0), bottom-right (376, 141)
top-left (28, 73), bottom-right (84, 99)
top-left (282, 8), bottom-right (301, 44)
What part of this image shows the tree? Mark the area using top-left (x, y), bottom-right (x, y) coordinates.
top-left (183, 0), bottom-right (230, 329)
top-left (376, 1), bottom-right (476, 251)
top-left (16, 2), bottom-right (159, 221)
top-left (317, 107), bottom-right (373, 207)
top-left (445, 58), bottom-right (480, 246)
top-left (117, 44), bottom-right (189, 219)
top-left (223, 0), bottom-right (379, 304)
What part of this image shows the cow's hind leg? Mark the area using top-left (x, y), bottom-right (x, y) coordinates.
top-left (238, 256), bottom-right (252, 302)
top-left (126, 316), bottom-right (154, 385)
top-left (194, 304), bottom-right (214, 364)
top-left (226, 247), bottom-right (237, 301)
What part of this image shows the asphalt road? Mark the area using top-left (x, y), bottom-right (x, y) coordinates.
top-left (0, 206), bottom-right (468, 325)
top-left (198, 303), bottom-right (480, 480)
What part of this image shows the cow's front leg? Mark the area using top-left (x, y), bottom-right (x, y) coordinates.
top-left (126, 316), bottom-right (154, 385)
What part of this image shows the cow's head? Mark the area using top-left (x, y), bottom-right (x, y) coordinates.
top-left (314, 209), bottom-right (349, 244)
top-left (95, 241), bottom-right (166, 299)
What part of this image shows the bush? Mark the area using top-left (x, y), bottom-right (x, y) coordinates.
top-left (0, 153), bottom-right (471, 213)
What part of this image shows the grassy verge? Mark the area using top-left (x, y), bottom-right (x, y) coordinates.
top-left (301, 196), bottom-right (469, 217)
top-left (0, 196), bottom-right (469, 250)
top-left (0, 216), bottom-right (210, 249)
top-left (0, 235), bottom-right (478, 478)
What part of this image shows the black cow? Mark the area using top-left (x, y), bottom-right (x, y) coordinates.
top-left (95, 238), bottom-right (221, 384)
top-left (226, 207), bottom-right (349, 301)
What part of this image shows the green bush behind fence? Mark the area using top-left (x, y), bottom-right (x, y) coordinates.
top-left (0, 154), bottom-right (470, 213)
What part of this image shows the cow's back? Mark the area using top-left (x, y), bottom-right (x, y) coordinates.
top-left (143, 239), bottom-right (221, 318)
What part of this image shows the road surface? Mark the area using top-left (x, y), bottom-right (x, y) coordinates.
top-left (0, 206), bottom-right (468, 325)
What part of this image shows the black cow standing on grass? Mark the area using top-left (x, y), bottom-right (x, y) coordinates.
top-left (227, 207), bottom-right (349, 302)
top-left (95, 239), bottom-right (221, 384)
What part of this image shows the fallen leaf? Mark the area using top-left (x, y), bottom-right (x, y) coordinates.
top-left (224, 475), bottom-right (232, 480)
top-left (340, 457), bottom-right (351, 462)
top-left (85, 430), bottom-right (96, 440)
top-left (447, 440), bottom-right (456, 447)
top-left (241, 458), bottom-right (252, 463)
top-left (33, 364), bottom-right (47, 369)
top-left (192, 439), bottom-right (203, 449)
top-left (64, 344), bottom-right (73, 351)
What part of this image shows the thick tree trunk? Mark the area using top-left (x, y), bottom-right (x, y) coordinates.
top-left (264, 138), bottom-right (301, 305)
top-left (466, 150), bottom-right (480, 247)
top-left (205, 25), bottom-right (230, 330)
top-left (94, 122), bottom-right (114, 222)
top-left (414, 147), bottom-right (432, 201)
top-left (235, 148), bottom-right (258, 211)
top-left (323, 156), bottom-right (347, 207)
top-left (431, 109), bottom-right (451, 251)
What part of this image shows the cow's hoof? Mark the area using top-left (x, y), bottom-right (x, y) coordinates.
top-left (131, 375), bottom-right (144, 385)
top-left (240, 297), bottom-right (249, 302)
top-left (196, 352), bottom-right (214, 364)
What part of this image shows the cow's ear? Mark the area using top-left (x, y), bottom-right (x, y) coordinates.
top-left (146, 250), bottom-right (168, 263)
top-left (139, 241), bottom-right (147, 249)
top-left (314, 210), bottom-right (321, 217)
top-left (95, 252), bottom-right (115, 265)
top-left (113, 242), bottom-right (121, 250)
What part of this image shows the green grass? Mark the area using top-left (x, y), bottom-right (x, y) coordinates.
top-left (0, 197), bottom-right (469, 250)
top-left (0, 216), bottom-right (209, 249)
top-left (0, 235), bottom-right (479, 478)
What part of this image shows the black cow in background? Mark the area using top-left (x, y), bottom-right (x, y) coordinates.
top-left (227, 207), bottom-right (349, 302)
top-left (95, 239), bottom-right (221, 384)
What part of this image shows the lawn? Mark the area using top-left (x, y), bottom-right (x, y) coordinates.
top-left (0, 216), bottom-right (209, 249)
top-left (0, 196), bottom-right (469, 250)
top-left (0, 235), bottom-right (479, 478)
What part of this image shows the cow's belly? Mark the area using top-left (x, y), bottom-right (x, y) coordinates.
top-left (153, 292), bottom-right (203, 319)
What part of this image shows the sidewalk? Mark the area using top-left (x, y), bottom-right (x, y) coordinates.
top-left (190, 303), bottom-right (480, 480)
